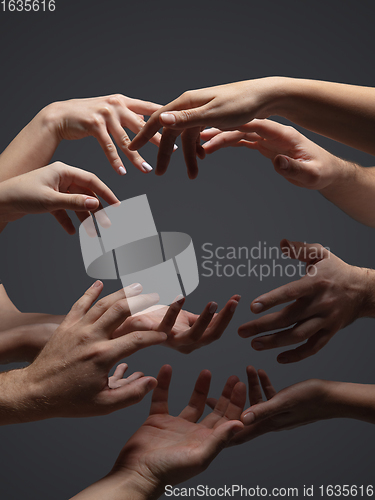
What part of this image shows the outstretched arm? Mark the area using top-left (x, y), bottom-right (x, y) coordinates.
top-left (0, 94), bottom-right (163, 181)
top-left (201, 119), bottom-right (375, 228)
top-left (71, 365), bottom-right (245, 499)
top-left (129, 77), bottom-right (375, 177)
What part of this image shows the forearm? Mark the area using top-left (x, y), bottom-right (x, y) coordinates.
top-left (70, 471), bottom-right (164, 500)
top-left (0, 105), bottom-right (60, 182)
top-left (319, 161), bottom-right (375, 228)
top-left (268, 77), bottom-right (375, 155)
top-left (324, 380), bottom-right (375, 424)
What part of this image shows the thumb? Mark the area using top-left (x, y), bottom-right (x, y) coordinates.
top-left (274, 155), bottom-right (314, 187)
top-left (50, 192), bottom-right (99, 212)
top-left (241, 400), bottom-right (277, 425)
top-left (159, 106), bottom-right (209, 129)
top-left (202, 421), bottom-right (244, 462)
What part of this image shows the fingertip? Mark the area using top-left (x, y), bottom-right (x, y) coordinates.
top-left (241, 411), bottom-right (255, 426)
top-left (277, 355), bottom-right (289, 364)
top-left (251, 301), bottom-right (264, 314)
top-left (238, 327), bottom-right (250, 338)
top-left (145, 377), bottom-right (158, 391)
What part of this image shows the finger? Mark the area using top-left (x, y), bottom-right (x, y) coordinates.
top-left (101, 376), bottom-right (157, 409)
top-left (251, 317), bottom-right (324, 351)
top-left (258, 369), bottom-right (277, 400)
top-left (249, 278), bottom-right (312, 316)
top-left (58, 166), bottom-right (120, 206)
top-left (112, 362), bottom-right (129, 381)
top-left (108, 116), bottom-right (154, 174)
top-left (130, 101), bottom-right (212, 152)
top-left (85, 284), bottom-right (143, 324)
top-left (222, 381), bottom-right (247, 421)
top-left (236, 119), bottom-right (287, 140)
top-left (94, 293), bottom-right (160, 336)
top-left (68, 184), bottom-right (112, 229)
top-left (241, 398), bottom-right (278, 426)
top-left (157, 296), bottom-right (185, 335)
top-left (181, 301), bottom-right (218, 344)
top-left (200, 127), bottom-right (223, 140)
top-left (200, 420), bottom-right (244, 463)
top-left (119, 107), bottom-right (162, 148)
top-left (155, 127), bottom-right (181, 176)
top-left (179, 370), bottom-right (211, 422)
top-left (124, 98), bottom-right (162, 117)
top-left (51, 210), bottom-right (76, 235)
top-left (280, 239), bottom-right (328, 265)
top-left (109, 370), bottom-right (144, 389)
top-left (92, 123), bottom-right (126, 175)
top-left (246, 366), bottom-right (264, 405)
top-left (239, 300), bottom-right (312, 338)
top-left (150, 364), bottom-right (172, 415)
top-left (200, 297), bottom-right (240, 346)
top-left (181, 127), bottom-right (202, 179)
top-left (108, 330), bottom-right (168, 364)
top-left (201, 375), bottom-right (240, 428)
top-left (64, 281), bottom-right (104, 325)
top-left (277, 329), bottom-right (332, 364)
top-left (206, 397), bottom-right (218, 410)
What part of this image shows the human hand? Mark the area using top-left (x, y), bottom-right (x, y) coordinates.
top-left (0, 162), bottom-right (119, 234)
top-left (129, 77), bottom-right (281, 178)
top-left (117, 294), bottom-right (241, 354)
top-left (207, 366), bottom-right (330, 446)
top-left (201, 119), bottom-right (345, 190)
top-left (108, 365), bottom-right (245, 497)
top-left (46, 94), bottom-right (163, 175)
top-left (238, 239), bottom-right (373, 363)
top-left (17, 281), bottom-right (164, 421)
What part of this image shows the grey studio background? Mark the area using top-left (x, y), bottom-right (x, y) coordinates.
top-left (1, 1), bottom-right (375, 498)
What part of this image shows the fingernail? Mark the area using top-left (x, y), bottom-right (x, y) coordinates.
top-left (203, 139), bottom-right (211, 147)
top-left (252, 302), bottom-right (264, 313)
top-left (119, 166), bottom-right (127, 175)
top-left (243, 412), bottom-right (255, 425)
top-left (146, 379), bottom-right (157, 391)
top-left (85, 198), bottom-right (99, 210)
top-left (230, 301), bottom-right (238, 313)
top-left (209, 302), bottom-right (218, 314)
top-left (173, 144), bottom-right (178, 151)
top-left (278, 356), bottom-right (288, 364)
top-left (142, 161), bottom-right (153, 172)
top-left (175, 294), bottom-right (185, 304)
top-left (160, 113), bottom-right (176, 125)
top-left (252, 341), bottom-right (264, 350)
top-left (128, 283), bottom-right (142, 291)
top-left (278, 156), bottom-right (289, 170)
top-left (91, 280), bottom-right (102, 288)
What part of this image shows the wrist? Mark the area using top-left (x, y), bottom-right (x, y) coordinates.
top-left (250, 76), bottom-right (290, 118)
top-left (355, 267), bottom-right (375, 319)
top-left (109, 466), bottom-right (164, 500)
top-left (318, 157), bottom-right (359, 197)
top-left (37, 102), bottom-right (64, 145)
top-left (72, 469), bottom-right (164, 500)
top-left (0, 367), bottom-right (45, 425)
top-left (324, 381), bottom-right (375, 423)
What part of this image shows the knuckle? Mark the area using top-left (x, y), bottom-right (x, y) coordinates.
top-left (99, 106), bottom-right (112, 117)
top-left (107, 94), bottom-right (122, 105)
top-left (120, 134), bottom-right (131, 147)
top-left (112, 300), bottom-right (129, 315)
top-left (131, 330), bottom-right (144, 345)
top-left (89, 116), bottom-right (104, 130)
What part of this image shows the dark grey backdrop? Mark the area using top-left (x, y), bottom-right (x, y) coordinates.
top-left (1, 1), bottom-right (375, 498)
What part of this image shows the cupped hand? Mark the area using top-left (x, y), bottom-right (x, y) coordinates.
top-left (47, 94), bottom-right (163, 175)
top-left (115, 294), bottom-right (241, 354)
top-left (238, 239), bottom-right (370, 363)
top-left (200, 119), bottom-right (342, 190)
top-left (111, 365), bottom-right (245, 492)
top-left (0, 162), bottom-right (119, 234)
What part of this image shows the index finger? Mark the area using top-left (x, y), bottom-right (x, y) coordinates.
top-left (62, 166), bottom-right (120, 207)
top-left (250, 277), bottom-right (312, 314)
top-left (149, 364), bottom-right (172, 415)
